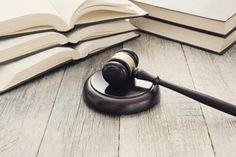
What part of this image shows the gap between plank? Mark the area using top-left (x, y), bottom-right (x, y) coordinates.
top-left (181, 45), bottom-right (216, 157)
top-left (35, 68), bottom-right (66, 157)
top-left (117, 44), bottom-right (124, 157)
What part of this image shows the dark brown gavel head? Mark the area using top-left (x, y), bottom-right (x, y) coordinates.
top-left (102, 49), bottom-right (139, 86)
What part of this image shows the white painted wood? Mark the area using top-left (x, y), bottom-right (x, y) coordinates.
top-left (183, 44), bottom-right (236, 157)
top-left (120, 33), bottom-right (215, 157)
top-left (0, 33), bottom-right (236, 157)
top-left (36, 48), bottom-right (121, 157)
top-left (0, 68), bottom-right (65, 157)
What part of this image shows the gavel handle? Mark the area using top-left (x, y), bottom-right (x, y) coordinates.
top-left (133, 68), bottom-right (236, 116)
top-left (158, 79), bottom-right (236, 116)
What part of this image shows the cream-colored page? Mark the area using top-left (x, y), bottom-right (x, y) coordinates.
top-left (0, 0), bottom-right (59, 21)
top-left (48, 0), bottom-right (145, 26)
top-left (67, 20), bottom-right (136, 43)
top-left (0, 0), bottom-right (62, 34)
top-left (73, 0), bottom-right (146, 25)
top-left (73, 32), bottom-right (138, 59)
top-left (78, 0), bottom-right (136, 14)
top-left (48, 0), bottom-right (87, 26)
top-left (0, 47), bottom-right (75, 93)
top-left (0, 32), bottom-right (68, 63)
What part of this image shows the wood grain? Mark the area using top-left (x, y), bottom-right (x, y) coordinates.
top-left (120, 33), bottom-right (215, 157)
top-left (0, 33), bottom-right (236, 157)
top-left (36, 47), bottom-right (122, 157)
top-left (0, 68), bottom-right (65, 157)
top-left (183, 44), bottom-right (236, 157)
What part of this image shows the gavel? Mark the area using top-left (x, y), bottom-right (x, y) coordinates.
top-left (101, 49), bottom-right (236, 116)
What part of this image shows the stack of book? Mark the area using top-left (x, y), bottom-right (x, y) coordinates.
top-left (0, 0), bottom-right (146, 93)
top-left (131, 0), bottom-right (236, 54)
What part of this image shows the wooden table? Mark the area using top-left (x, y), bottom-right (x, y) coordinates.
top-left (0, 32), bottom-right (236, 157)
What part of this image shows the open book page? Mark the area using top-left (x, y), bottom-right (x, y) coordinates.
top-left (76, 0), bottom-right (139, 16)
top-left (68, 20), bottom-right (137, 43)
top-left (49, 0), bottom-right (146, 26)
top-left (48, 0), bottom-right (87, 26)
top-left (0, 32), bottom-right (68, 63)
top-left (0, 0), bottom-right (65, 36)
top-left (6, 26), bottom-right (55, 36)
top-left (73, 32), bottom-right (139, 59)
top-left (73, 0), bottom-right (146, 25)
top-left (0, 47), bottom-right (75, 92)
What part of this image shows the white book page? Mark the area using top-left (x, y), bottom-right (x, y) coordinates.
top-left (0, 0), bottom-right (69, 35)
top-left (134, 0), bottom-right (236, 21)
top-left (73, 0), bottom-right (146, 25)
top-left (0, 32), bottom-right (68, 63)
top-left (48, 0), bottom-right (146, 26)
top-left (78, 0), bottom-right (135, 14)
top-left (0, 47), bottom-right (75, 92)
top-left (67, 20), bottom-right (136, 43)
top-left (73, 32), bottom-right (138, 59)
top-left (48, 0), bottom-right (87, 25)
top-left (0, 0), bottom-right (60, 22)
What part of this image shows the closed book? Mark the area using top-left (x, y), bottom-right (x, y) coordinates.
top-left (131, 17), bottom-right (236, 54)
top-left (133, 0), bottom-right (236, 37)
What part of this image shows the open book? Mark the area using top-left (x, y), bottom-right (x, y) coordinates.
top-left (0, 20), bottom-right (136, 63)
top-left (0, 0), bottom-right (146, 37)
top-left (0, 32), bottom-right (139, 93)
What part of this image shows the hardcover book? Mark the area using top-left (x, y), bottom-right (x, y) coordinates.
top-left (131, 17), bottom-right (236, 54)
top-left (133, 0), bottom-right (236, 36)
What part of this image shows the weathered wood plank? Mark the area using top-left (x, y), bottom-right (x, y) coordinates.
top-left (183, 44), bottom-right (236, 157)
top-left (120, 33), bottom-right (215, 157)
top-left (37, 47), bottom-right (121, 157)
top-left (0, 68), bottom-right (65, 157)
top-left (1, 33), bottom-right (235, 157)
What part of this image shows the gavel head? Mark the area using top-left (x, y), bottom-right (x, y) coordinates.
top-left (102, 49), bottom-right (139, 86)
